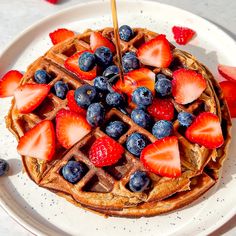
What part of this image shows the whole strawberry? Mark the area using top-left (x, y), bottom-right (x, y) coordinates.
top-left (89, 136), bottom-right (124, 167)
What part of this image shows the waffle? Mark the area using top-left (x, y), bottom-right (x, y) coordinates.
top-left (5, 28), bottom-right (232, 217)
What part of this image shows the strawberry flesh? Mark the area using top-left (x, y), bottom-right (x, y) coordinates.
top-left (56, 109), bottom-right (92, 149)
top-left (137, 34), bottom-right (172, 68)
top-left (17, 120), bottom-right (55, 160)
top-left (218, 65), bottom-right (236, 82)
top-left (186, 112), bottom-right (224, 149)
top-left (140, 136), bottom-right (181, 178)
top-left (172, 26), bottom-right (195, 45)
top-left (49, 28), bottom-right (75, 45)
top-left (0, 70), bottom-right (23, 98)
top-left (172, 68), bottom-right (207, 104)
top-left (90, 32), bottom-right (115, 53)
top-left (14, 84), bottom-right (50, 114)
top-left (64, 50), bottom-right (97, 80)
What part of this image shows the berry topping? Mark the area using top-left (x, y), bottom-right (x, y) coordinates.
top-left (220, 81), bottom-right (236, 117)
top-left (155, 74), bottom-right (172, 97)
top-left (62, 161), bottom-right (87, 184)
top-left (186, 112), bottom-right (224, 149)
top-left (137, 34), bottom-right (172, 68)
top-left (49, 28), bottom-right (75, 45)
top-left (94, 46), bottom-right (113, 68)
top-left (122, 51), bottom-right (139, 72)
top-left (172, 68), bottom-right (207, 104)
top-left (140, 136), bottom-right (181, 178)
top-left (17, 120), bottom-right (55, 160)
top-left (105, 121), bottom-right (127, 140)
top-left (0, 159), bottom-right (9, 177)
top-left (86, 103), bottom-right (105, 127)
top-left (106, 92), bottom-right (125, 107)
top-left (66, 90), bottom-right (86, 116)
top-left (90, 32), bottom-right (115, 53)
top-left (103, 65), bottom-right (119, 79)
top-left (89, 136), bottom-right (124, 167)
top-left (218, 65), bottom-right (236, 82)
top-left (172, 26), bottom-right (195, 45)
top-left (119, 25), bottom-right (134, 42)
top-left (53, 81), bottom-right (69, 99)
top-left (45, 0), bottom-right (58, 4)
top-left (147, 98), bottom-right (174, 121)
top-left (94, 76), bottom-right (109, 91)
top-left (74, 84), bottom-right (97, 109)
top-left (131, 109), bottom-right (152, 129)
top-left (56, 109), bottom-right (91, 149)
top-left (132, 87), bottom-right (153, 107)
top-left (114, 68), bottom-right (155, 99)
top-left (78, 51), bottom-right (96, 72)
top-left (177, 112), bottom-right (194, 127)
top-left (0, 70), bottom-right (23, 98)
top-left (128, 171), bottom-right (150, 192)
top-left (65, 51), bottom-right (97, 81)
top-left (152, 120), bottom-right (173, 139)
top-left (126, 133), bottom-right (149, 156)
top-left (14, 84), bottom-right (50, 114)
top-left (34, 70), bottom-right (51, 84)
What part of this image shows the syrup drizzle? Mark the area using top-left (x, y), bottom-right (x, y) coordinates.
top-left (111, 0), bottom-right (124, 83)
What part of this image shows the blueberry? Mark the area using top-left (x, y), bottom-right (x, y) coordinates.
top-left (155, 74), bottom-right (172, 97)
top-left (74, 85), bottom-right (97, 109)
top-left (119, 25), bottom-right (133, 42)
top-left (86, 103), bottom-right (105, 127)
top-left (103, 65), bottom-right (119, 79)
top-left (152, 120), bottom-right (173, 139)
top-left (0, 159), bottom-right (9, 176)
top-left (94, 46), bottom-right (113, 68)
top-left (54, 81), bottom-right (69, 99)
top-left (62, 161), bottom-right (87, 184)
top-left (105, 121), bottom-right (127, 140)
top-left (129, 171), bottom-right (150, 192)
top-left (106, 92), bottom-right (124, 107)
top-left (132, 87), bottom-right (153, 107)
top-left (94, 76), bottom-right (109, 92)
top-left (122, 52), bottom-right (139, 72)
top-left (126, 132), bottom-right (149, 156)
top-left (34, 70), bottom-right (51, 84)
top-left (131, 109), bottom-right (152, 129)
top-left (78, 52), bottom-right (96, 72)
top-left (178, 112), bottom-right (194, 127)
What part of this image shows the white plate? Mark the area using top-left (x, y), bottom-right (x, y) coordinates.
top-left (0, 0), bottom-right (235, 235)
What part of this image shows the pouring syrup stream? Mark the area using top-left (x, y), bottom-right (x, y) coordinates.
top-left (111, 0), bottom-right (124, 83)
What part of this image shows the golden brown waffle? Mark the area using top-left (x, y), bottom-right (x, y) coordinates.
top-left (6, 27), bottom-right (232, 217)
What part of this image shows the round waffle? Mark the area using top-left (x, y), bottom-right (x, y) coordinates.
top-left (5, 28), bottom-right (232, 217)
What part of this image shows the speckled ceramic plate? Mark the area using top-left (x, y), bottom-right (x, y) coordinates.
top-left (0, 0), bottom-right (235, 235)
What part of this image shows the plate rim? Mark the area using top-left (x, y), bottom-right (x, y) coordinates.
top-left (0, 0), bottom-right (235, 235)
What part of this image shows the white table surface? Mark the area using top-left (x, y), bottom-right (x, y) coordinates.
top-left (0, 0), bottom-right (235, 235)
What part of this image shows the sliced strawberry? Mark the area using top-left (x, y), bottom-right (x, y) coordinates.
top-left (137, 34), bottom-right (172, 68)
top-left (0, 70), bottom-right (23, 98)
top-left (114, 68), bottom-right (155, 98)
top-left (218, 65), bottom-right (236, 82)
top-left (172, 68), bottom-right (207, 104)
top-left (147, 98), bottom-right (174, 121)
top-left (17, 120), bottom-right (55, 160)
top-left (14, 84), bottom-right (50, 114)
top-left (172, 26), bottom-right (195, 45)
top-left (220, 81), bottom-right (236, 118)
top-left (140, 136), bottom-right (181, 178)
top-left (89, 136), bottom-right (124, 167)
top-left (49, 28), bottom-right (75, 45)
top-left (64, 50), bottom-right (97, 80)
top-left (90, 32), bottom-right (115, 53)
top-left (56, 109), bottom-right (92, 149)
top-left (66, 90), bottom-right (86, 116)
top-left (45, 0), bottom-right (58, 3)
top-left (186, 112), bottom-right (224, 149)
